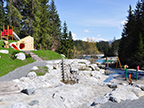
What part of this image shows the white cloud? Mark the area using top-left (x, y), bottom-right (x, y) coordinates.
top-left (84, 30), bottom-right (89, 33)
top-left (72, 32), bottom-right (77, 40)
top-left (82, 37), bottom-right (107, 42)
top-left (119, 20), bottom-right (127, 29)
top-left (97, 34), bottom-right (101, 37)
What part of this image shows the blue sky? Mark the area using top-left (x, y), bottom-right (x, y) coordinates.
top-left (54, 0), bottom-right (138, 41)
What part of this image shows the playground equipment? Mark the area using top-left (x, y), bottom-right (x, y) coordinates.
top-left (116, 57), bottom-right (122, 69)
top-left (136, 66), bottom-right (139, 80)
top-left (129, 74), bottom-right (133, 85)
top-left (1, 25), bottom-right (13, 40)
top-left (10, 36), bottom-right (34, 51)
top-left (124, 65), bottom-right (128, 80)
top-left (104, 57), bottom-right (122, 70)
top-left (13, 31), bottom-right (20, 40)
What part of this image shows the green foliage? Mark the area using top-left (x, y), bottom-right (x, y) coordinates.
top-left (10, 51), bottom-right (19, 60)
top-left (1, 0), bottom-right (74, 58)
top-left (0, 0), bottom-right (5, 31)
top-left (0, 40), bottom-right (35, 77)
top-left (49, 0), bottom-right (61, 51)
top-left (32, 50), bottom-right (63, 60)
top-left (31, 66), bottom-right (48, 76)
top-left (74, 39), bottom-right (100, 58)
top-left (119, 1), bottom-right (144, 68)
top-left (58, 21), bottom-right (74, 58)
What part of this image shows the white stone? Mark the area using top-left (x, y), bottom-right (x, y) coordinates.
top-left (20, 77), bottom-right (30, 82)
top-left (91, 96), bottom-right (109, 106)
top-left (21, 84), bottom-right (35, 95)
top-left (61, 54), bottom-right (65, 57)
top-left (15, 53), bottom-right (26, 60)
top-left (0, 50), bottom-right (9, 54)
top-left (27, 72), bottom-right (37, 79)
top-left (136, 84), bottom-right (144, 91)
top-left (46, 64), bottom-right (53, 71)
top-left (31, 66), bottom-right (39, 70)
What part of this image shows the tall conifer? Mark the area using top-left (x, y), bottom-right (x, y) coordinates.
top-left (49, 0), bottom-right (61, 51)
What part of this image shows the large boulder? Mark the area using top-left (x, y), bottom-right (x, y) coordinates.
top-left (27, 72), bottom-right (37, 79)
top-left (108, 85), bottom-right (143, 103)
top-left (0, 50), bottom-right (9, 54)
top-left (31, 66), bottom-right (39, 70)
top-left (91, 96), bottom-right (109, 106)
top-left (46, 64), bottom-right (53, 72)
top-left (21, 84), bottom-right (35, 95)
top-left (136, 84), bottom-right (144, 91)
top-left (15, 53), bottom-right (26, 60)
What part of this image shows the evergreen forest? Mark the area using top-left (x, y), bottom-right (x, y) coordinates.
top-left (2, 0), bottom-right (144, 69)
top-left (0, 0), bottom-right (74, 58)
top-left (119, 0), bottom-right (144, 69)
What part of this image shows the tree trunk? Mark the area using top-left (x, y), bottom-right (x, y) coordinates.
top-left (39, 43), bottom-right (41, 50)
top-left (67, 49), bottom-right (69, 59)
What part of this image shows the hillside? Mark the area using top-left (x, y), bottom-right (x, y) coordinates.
top-left (0, 40), bottom-right (63, 77)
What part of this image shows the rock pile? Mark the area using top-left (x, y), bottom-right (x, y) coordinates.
top-left (1, 59), bottom-right (144, 108)
top-left (91, 81), bottom-right (144, 107)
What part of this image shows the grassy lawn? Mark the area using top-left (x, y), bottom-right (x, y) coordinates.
top-left (32, 50), bottom-right (63, 60)
top-left (0, 40), bottom-right (35, 77)
top-left (30, 66), bottom-right (49, 76)
top-left (0, 40), bottom-right (64, 77)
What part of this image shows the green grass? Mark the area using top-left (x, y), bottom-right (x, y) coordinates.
top-left (0, 40), bottom-right (63, 77)
top-left (31, 66), bottom-right (48, 76)
top-left (0, 40), bottom-right (35, 77)
top-left (32, 50), bottom-right (63, 60)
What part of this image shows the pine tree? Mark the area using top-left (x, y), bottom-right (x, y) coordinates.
top-left (49, 0), bottom-right (61, 52)
top-left (33, 0), bottom-right (51, 50)
top-left (59, 21), bottom-right (69, 57)
top-left (118, 5), bottom-right (135, 65)
top-left (11, 0), bottom-right (23, 36)
top-left (68, 31), bottom-right (74, 58)
top-left (20, 0), bottom-right (35, 37)
top-left (3, 0), bottom-right (23, 36)
top-left (0, 0), bottom-right (5, 31)
top-left (131, 33), bottom-right (144, 67)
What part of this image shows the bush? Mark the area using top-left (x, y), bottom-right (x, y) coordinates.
top-left (10, 51), bottom-right (19, 60)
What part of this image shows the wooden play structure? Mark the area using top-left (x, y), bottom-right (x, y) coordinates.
top-left (104, 57), bottom-right (122, 69)
top-left (116, 57), bottom-right (122, 69)
top-left (10, 36), bottom-right (34, 51)
top-left (1, 25), bottom-right (13, 40)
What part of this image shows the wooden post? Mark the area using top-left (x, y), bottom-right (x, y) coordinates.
top-left (116, 57), bottom-right (122, 70)
top-left (116, 60), bottom-right (118, 69)
top-left (7, 25), bottom-right (9, 40)
top-left (12, 26), bottom-right (13, 40)
top-left (105, 57), bottom-right (109, 67)
top-left (117, 57), bottom-right (122, 70)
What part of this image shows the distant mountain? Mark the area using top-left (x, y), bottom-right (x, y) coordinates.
top-left (108, 40), bottom-right (113, 44)
top-left (97, 40), bottom-right (113, 44)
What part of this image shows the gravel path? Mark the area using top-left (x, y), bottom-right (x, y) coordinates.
top-left (99, 96), bottom-right (144, 108)
top-left (0, 61), bottom-right (47, 81)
